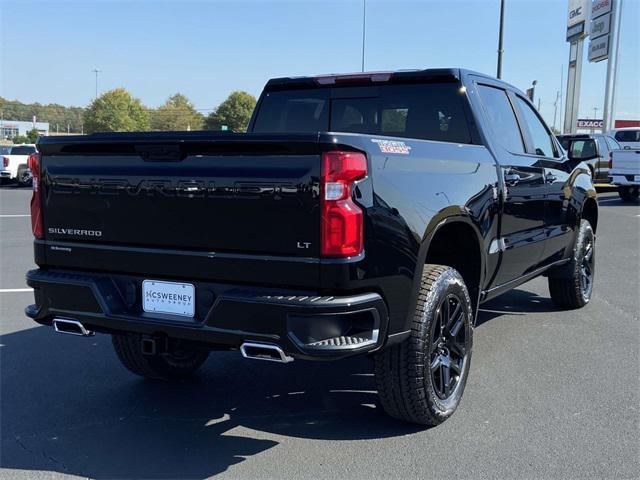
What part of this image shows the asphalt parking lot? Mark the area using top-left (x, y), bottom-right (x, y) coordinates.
top-left (1, 185), bottom-right (638, 480)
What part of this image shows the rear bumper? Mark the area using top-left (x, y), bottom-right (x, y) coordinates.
top-left (609, 174), bottom-right (639, 186)
top-left (25, 269), bottom-right (389, 360)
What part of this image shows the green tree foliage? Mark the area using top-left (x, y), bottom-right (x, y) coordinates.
top-left (0, 97), bottom-right (84, 133)
top-left (26, 128), bottom-right (40, 143)
top-left (205, 91), bottom-right (256, 132)
top-left (11, 135), bottom-right (29, 144)
top-left (83, 88), bottom-right (149, 134)
top-left (150, 93), bottom-right (204, 131)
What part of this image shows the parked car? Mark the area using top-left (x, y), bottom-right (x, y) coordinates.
top-left (25, 68), bottom-right (598, 426)
top-left (609, 127), bottom-right (640, 150)
top-left (609, 148), bottom-right (640, 201)
top-left (556, 133), bottom-right (621, 183)
top-left (1, 143), bottom-right (37, 185)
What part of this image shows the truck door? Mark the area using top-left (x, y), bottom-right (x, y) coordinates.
top-left (511, 94), bottom-right (573, 266)
top-left (475, 84), bottom-right (547, 287)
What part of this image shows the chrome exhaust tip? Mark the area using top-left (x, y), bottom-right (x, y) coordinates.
top-left (53, 318), bottom-right (94, 337)
top-left (240, 342), bottom-right (293, 363)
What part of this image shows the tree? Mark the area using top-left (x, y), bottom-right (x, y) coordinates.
top-left (83, 88), bottom-right (149, 134)
top-left (149, 93), bottom-right (204, 131)
top-left (1, 97), bottom-right (85, 133)
top-left (205, 91), bottom-right (256, 132)
top-left (26, 128), bottom-right (40, 143)
top-left (11, 135), bottom-right (29, 144)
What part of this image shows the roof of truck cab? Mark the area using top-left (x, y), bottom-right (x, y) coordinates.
top-left (264, 68), bottom-right (518, 91)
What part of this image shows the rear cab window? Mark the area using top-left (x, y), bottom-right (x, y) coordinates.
top-left (252, 82), bottom-right (474, 144)
top-left (9, 145), bottom-right (37, 155)
top-left (614, 130), bottom-right (640, 142)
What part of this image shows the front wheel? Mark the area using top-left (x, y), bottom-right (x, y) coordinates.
top-left (618, 186), bottom-right (639, 202)
top-left (374, 265), bottom-right (473, 426)
top-left (548, 219), bottom-right (595, 309)
top-left (112, 334), bottom-right (210, 380)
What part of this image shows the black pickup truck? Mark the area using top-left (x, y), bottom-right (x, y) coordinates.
top-left (26, 69), bottom-right (598, 426)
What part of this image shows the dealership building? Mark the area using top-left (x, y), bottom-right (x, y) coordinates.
top-left (0, 119), bottom-right (50, 140)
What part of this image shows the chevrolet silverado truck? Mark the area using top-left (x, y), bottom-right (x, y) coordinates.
top-left (25, 69), bottom-right (598, 426)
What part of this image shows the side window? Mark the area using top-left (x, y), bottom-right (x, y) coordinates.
top-left (596, 137), bottom-right (607, 156)
top-left (606, 136), bottom-right (621, 150)
top-left (477, 85), bottom-right (525, 154)
top-left (514, 96), bottom-right (557, 157)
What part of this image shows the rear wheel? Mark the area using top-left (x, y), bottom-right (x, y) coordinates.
top-left (17, 166), bottom-right (32, 187)
top-left (618, 186), bottom-right (639, 202)
top-left (112, 333), bottom-right (210, 380)
top-left (374, 265), bottom-right (473, 426)
top-left (548, 219), bottom-right (595, 309)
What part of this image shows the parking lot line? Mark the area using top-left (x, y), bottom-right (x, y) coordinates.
top-left (0, 288), bottom-right (33, 293)
top-left (0, 214), bottom-right (30, 218)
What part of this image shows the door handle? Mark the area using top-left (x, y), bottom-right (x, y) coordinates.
top-left (545, 172), bottom-right (557, 184)
top-left (504, 171), bottom-right (521, 186)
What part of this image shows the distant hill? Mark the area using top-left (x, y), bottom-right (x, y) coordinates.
top-left (0, 97), bottom-right (85, 133)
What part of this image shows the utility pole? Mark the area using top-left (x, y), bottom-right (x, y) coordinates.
top-left (497, 0), bottom-right (505, 79)
top-left (361, 0), bottom-right (366, 72)
top-left (553, 90), bottom-right (561, 132)
top-left (559, 65), bottom-right (564, 133)
top-left (537, 97), bottom-right (541, 111)
top-left (593, 106), bottom-right (599, 119)
top-left (92, 68), bottom-right (101, 99)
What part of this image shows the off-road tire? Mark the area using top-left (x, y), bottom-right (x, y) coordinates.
top-left (618, 186), bottom-right (639, 202)
top-left (112, 333), bottom-right (210, 380)
top-left (548, 219), bottom-right (595, 309)
top-left (374, 265), bottom-right (473, 426)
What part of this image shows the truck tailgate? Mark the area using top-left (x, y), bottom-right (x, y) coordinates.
top-left (37, 134), bottom-right (323, 281)
top-left (611, 149), bottom-right (640, 173)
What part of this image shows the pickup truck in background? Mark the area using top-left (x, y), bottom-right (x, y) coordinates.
top-left (1, 144), bottom-right (37, 185)
top-left (556, 133), bottom-right (621, 184)
top-left (609, 127), bottom-right (640, 150)
top-left (26, 69), bottom-right (598, 426)
top-left (609, 149), bottom-right (640, 201)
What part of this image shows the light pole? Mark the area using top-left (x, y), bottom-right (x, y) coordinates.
top-left (92, 68), bottom-right (101, 99)
top-left (528, 80), bottom-right (537, 103)
top-left (497, 0), bottom-right (505, 79)
top-left (361, 0), bottom-right (366, 72)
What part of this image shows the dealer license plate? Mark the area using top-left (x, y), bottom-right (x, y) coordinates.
top-left (142, 280), bottom-right (195, 317)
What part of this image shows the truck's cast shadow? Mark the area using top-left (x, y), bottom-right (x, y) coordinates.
top-left (1, 325), bottom-right (420, 479)
top-left (2, 287), bottom-right (545, 479)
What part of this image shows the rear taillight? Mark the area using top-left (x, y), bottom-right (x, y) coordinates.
top-left (28, 153), bottom-right (43, 239)
top-left (609, 152), bottom-right (613, 169)
top-left (2, 156), bottom-right (8, 167)
top-left (320, 151), bottom-right (367, 257)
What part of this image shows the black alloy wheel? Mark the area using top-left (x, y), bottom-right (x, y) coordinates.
top-left (430, 293), bottom-right (468, 400)
top-left (580, 234), bottom-right (594, 301)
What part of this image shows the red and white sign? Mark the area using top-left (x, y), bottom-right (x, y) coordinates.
top-left (577, 119), bottom-right (604, 129)
top-left (592, 0), bottom-right (612, 19)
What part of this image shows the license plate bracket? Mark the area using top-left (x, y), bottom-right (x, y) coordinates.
top-left (142, 280), bottom-right (195, 317)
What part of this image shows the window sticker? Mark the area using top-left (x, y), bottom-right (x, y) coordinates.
top-left (371, 139), bottom-right (411, 154)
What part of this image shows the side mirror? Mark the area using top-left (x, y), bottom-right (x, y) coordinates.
top-left (568, 139), bottom-right (598, 161)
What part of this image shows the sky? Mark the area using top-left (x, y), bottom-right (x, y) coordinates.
top-left (1, 0), bottom-right (638, 129)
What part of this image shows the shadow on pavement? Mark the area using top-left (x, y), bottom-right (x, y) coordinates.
top-left (1, 286), bottom-right (551, 478)
top-left (1, 323), bottom-right (421, 479)
top-left (476, 287), bottom-right (557, 326)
